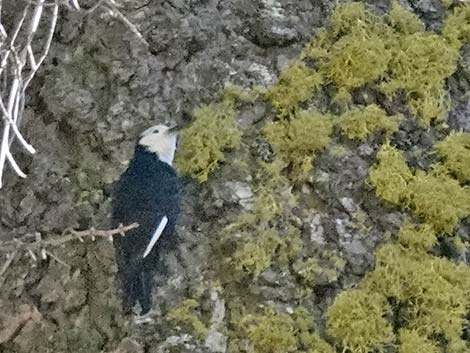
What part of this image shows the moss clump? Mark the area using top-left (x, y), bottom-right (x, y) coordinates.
top-left (231, 229), bottom-right (283, 278)
top-left (301, 1), bottom-right (459, 125)
top-left (398, 222), bottom-right (437, 252)
top-left (292, 307), bottom-right (336, 353)
top-left (324, 26), bottom-right (391, 94)
top-left (327, 289), bottom-right (394, 353)
top-left (399, 329), bottom-right (440, 353)
top-left (167, 299), bottom-right (208, 340)
top-left (328, 2), bottom-right (388, 38)
top-left (442, 4), bottom-right (470, 49)
top-left (328, 226), bottom-right (470, 353)
top-left (293, 252), bottom-right (345, 287)
top-left (387, 1), bottom-right (424, 34)
top-left (363, 243), bottom-right (470, 353)
top-left (434, 132), bottom-right (470, 183)
top-left (370, 142), bottom-right (470, 233)
top-left (267, 61), bottom-right (323, 117)
top-left (339, 104), bottom-right (402, 141)
top-left (225, 163), bottom-right (302, 279)
top-left (241, 308), bottom-right (297, 353)
top-left (293, 258), bottom-right (321, 287)
top-left (368, 142), bottom-right (413, 205)
top-left (263, 110), bottom-right (333, 181)
top-left (175, 100), bottom-right (241, 183)
top-left (406, 170), bottom-right (470, 234)
top-left (223, 83), bottom-right (267, 104)
top-left (381, 32), bottom-right (458, 124)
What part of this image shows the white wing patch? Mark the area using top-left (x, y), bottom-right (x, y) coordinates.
top-left (143, 216), bottom-right (168, 258)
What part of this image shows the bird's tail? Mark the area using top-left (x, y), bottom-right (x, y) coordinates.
top-left (117, 263), bottom-right (154, 315)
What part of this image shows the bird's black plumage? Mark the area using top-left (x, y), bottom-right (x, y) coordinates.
top-left (111, 143), bottom-right (180, 315)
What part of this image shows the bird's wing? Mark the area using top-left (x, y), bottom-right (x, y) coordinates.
top-left (142, 215), bottom-right (168, 258)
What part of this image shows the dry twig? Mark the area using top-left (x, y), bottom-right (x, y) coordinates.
top-left (0, 0), bottom-right (60, 188)
top-left (0, 0), bottom-right (150, 188)
top-left (0, 222), bottom-right (138, 254)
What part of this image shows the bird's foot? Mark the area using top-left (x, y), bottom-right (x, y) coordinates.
top-left (133, 310), bottom-right (155, 325)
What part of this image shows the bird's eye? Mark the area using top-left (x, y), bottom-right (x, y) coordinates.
top-left (153, 129), bottom-right (160, 134)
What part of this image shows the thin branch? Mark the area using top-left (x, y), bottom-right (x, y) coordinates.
top-left (22, 1), bottom-right (58, 89)
top-left (0, 223), bottom-right (138, 254)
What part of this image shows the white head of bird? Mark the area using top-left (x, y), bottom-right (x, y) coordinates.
top-left (138, 124), bottom-right (178, 165)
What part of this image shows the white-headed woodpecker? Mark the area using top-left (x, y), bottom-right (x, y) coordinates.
top-left (111, 124), bottom-right (181, 316)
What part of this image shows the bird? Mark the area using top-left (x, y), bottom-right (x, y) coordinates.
top-left (111, 124), bottom-right (181, 319)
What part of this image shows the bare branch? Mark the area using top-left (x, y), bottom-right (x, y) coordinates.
top-left (0, 223), bottom-right (138, 254)
top-left (0, 0), bottom-right (59, 188)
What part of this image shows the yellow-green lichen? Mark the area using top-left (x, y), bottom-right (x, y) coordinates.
top-left (381, 32), bottom-right (458, 124)
top-left (442, 4), bottom-right (470, 49)
top-left (327, 289), bottom-right (394, 353)
top-left (223, 83), bottom-right (267, 104)
top-left (370, 142), bottom-right (470, 233)
top-left (398, 329), bottom-right (440, 353)
top-left (363, 243), bottom-right (470, 353)
top-left (368, 142), bottom-right (413, 205)
top-left (301, 1), bottom-right (459, 125)
top-left (231, 229), bottom-right (283, 278)
top-left (175, 100), bottom-right (241, 183)
top-left (167, 299), bottom-right (208, 340)
top-left (224, 163), bottom-right (302, 279)
top-left (387, 1), bottom-right (424, 35)
top-left (263, 110), bottom-right (333, 181)
top-left (267, 61), bottom-right (323, 117)
top-left (397, 222), bottom-right (437, 252)
top-left (293, 252), bottom-right (345, 287)
top-left (339, 104), bottom-right (402, 141)
top-left (292, 307), bottom-right (336, 353)
top-left (241, 308), bottom-right (297, 353)
top-left (324, 26), bottom-right (391, 93)
top-left (406, 170), bottom-right (470, 234)
top-left (434, 131), bottom-right (470, 183)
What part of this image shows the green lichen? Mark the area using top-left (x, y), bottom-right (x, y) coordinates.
top-left (327, 289), bottom-right (394, 353)
top-left (293, 258), bottom-right (322, 287)
top-left (339, 104), bottom-right (402, 141)
top-left (370, 142), bottom-right (470, 233)
top-left (323, 26), bottom-right (391, 93)
top-left (387, 1), bottom-right (424, 35)
top-left (328, 230), bottom-right (470, 353)
top-left (223, 83), bottom-right (267, 104)
top-left (398, 329), bottom-right (440, 353)
top-left (381, 32), bottom-right (458, 124)
top-left (293, 252), bottom-right (345, 287)
top-left (166, 299), bottom-right (208, 340)
top-left (301, 1), bottom-right (459, 125)
top-left (267, 61), bottom-right (323, 117)
top-left (406, 170), bottom-right (470, 234)
top-left (263, 110), bottom-right (333, 181)
top-left (236, 306), bottom-right (335, 353)
top-left (329, 2), bottom-right (386, 38)
top-left (225, 162), bottom-right (302, 279)
top-left (292, 307), bottom-right (336, 353)
top-left (363, 243), bottom-right (470, 353)
top-left (442, 4), bottom-right (470, 49)
top-left (434, 131), bottom-right (470, 183)
top-left (368, 142), bottom-right (413, 206)
top-left (231, 229), bottom-right (283, 278)
top-left (397, 222), bottom-right (437, 252)
top-left (241, 308), bottom-right (297, 353)
top-left (175, 100), bottom-right (241, 183)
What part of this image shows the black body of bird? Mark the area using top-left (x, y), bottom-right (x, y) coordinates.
top-left (111, 126), bottom-right (180, 315)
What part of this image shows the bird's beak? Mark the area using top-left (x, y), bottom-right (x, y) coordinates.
top-left (166, 124), bottom-right (180, 134)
